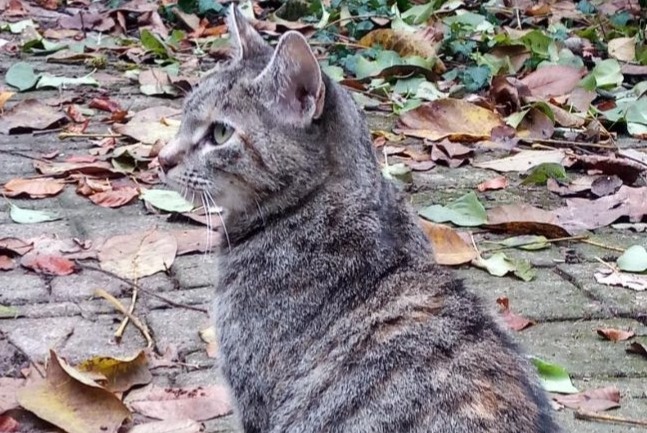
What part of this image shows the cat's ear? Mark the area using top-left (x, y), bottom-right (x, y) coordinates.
top-left (227, 4), bottom-right (267, 59)
top-left (255, 31), bottom-right (326, 125)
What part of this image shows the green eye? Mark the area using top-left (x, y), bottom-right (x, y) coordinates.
top-left (212, 122), bottom-right (234, 145)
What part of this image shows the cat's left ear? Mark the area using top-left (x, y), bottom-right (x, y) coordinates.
top-left (255, 31), bottom-right (325, 125)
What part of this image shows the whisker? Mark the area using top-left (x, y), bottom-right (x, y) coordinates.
top-left (254, 196), bottom-right (266, 226)
top-left (199, 192), bottom-right (212, 258)
top-left (205, 189), bottom-right (231, 253)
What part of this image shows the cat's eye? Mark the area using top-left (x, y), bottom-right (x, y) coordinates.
top-left (212, 122), bottom-right (234, 145)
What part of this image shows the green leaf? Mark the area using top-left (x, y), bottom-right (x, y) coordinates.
top-left (419, 192), bottom-right (487, 227)
top-left (402, 3), bottom-right (436, 25)
top-left (530, 357), bottom-right (579, 394)
top-left (382, 162), bottom-right (412, 184)
top-left (460, 66), bottom-right (491, 92)
top-left (512, 258), bottom-right (536, 282)
top-left (617, 245), bottom-right (647, 273)
top-left (36, 74), bottom-right (99, 89)
top-left (589, 59), bottom-right (623, 89)
top-left (520, 30), bottom-right (552, 57)
top-left (0, 304), bottom-right (19, 319)
top-left (495, 235), bottom-right (550, 251)
top-left (473, 253), bottom-right (517, 277)
top-left (6, 62), bottom-right (39, 91)
top-left (320, 63), bottom-right (344, 82)
top-left (140, 29), bottom-right (169, 58)
top-left (521, 163), bottom-right (568, 186)
top-left (7, 19), bottom-right (36, 33)
top-left (9, 203), bottom-right (60, 224)
top-left (140, 189), bottom-right (194, 213)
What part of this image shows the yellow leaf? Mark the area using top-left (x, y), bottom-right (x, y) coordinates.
top-left (0, 91), bottom-right (15, 110)
top-left (420, 220), bottom-right (477, 265)
top-left (395, 99), bottom-right (504, 142)
top-left (77, 351), bottom-right (153, 393)
top-left (17, 350), bottom-right (131, 433)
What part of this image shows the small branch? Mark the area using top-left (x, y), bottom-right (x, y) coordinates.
top-left (594, 256), bottom-right (618, 272)
top-left (78, 263), bottom-right (208, 313)
top-left (581, 239), bottom-right (625, 253)
top-left (115, 280), bottom-right (138, 341)
top-left (523, 137), bottom-right (616, 150)
top-left (95, 288), bottom-right (154, 348)
top-left (58, 132), bottom-right (121, 139)
top-left (575, 410), bottom-right (647, 427)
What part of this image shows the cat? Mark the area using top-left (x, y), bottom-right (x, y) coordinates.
top-left (158, 6), bottom-right (563, 433)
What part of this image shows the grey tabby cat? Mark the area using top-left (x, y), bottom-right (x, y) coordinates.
top-left (158, 6), bottom-right (562, 433)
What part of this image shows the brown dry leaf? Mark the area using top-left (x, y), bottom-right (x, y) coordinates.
top-left (76, 176), bottom-right (112, 196)
top-left (496, 297), bottom-right (535, 331)
top-left (477, 176), bottom-right (509, 192)
top-left (98, 229), bottom-right (177, 280)
top-left (567, 87), bottom-right (597, 113)
top-left (626, 341), bottom-right (647, 359)
top-left (517, 107), bottom-right (555, 139)
top-left (564, 154), bottom-right (645, 185)
top-left (34, 160), bottom-right (117, 178)
top-left (359, 28), bottom-right (440, 61)
top-left (16, 350), bottom-right (130, 433)
top-left (555, 186), bottom-right (647, 233)
top-left (597, 328), bottom-right (635, 342)
top-left (420, 220), bottom-right (477, 265)
top-left (487, 204), bottom-right (570, 238)
top-left (0, 378), bottom-right (24, 413)
top-left (89, 187), bottom-right (139, 208)
top-left (472, 149), bottom-right (566, 172)
top-left (0, 415), bottom-right (19, 432)
top-left (552, 386), bottom-right (621, 412)
top-left (395, 99), bottom-right (504, 142)
top-left (406, 160), bottom-right (436, 172)
top-left (124, 384), bottom-right (232, 421)
top-left (173, 229), bottom-right (220, 255)
top-left (490, 75), bottom-right (525, 115)
top-left (547, 176), bottom-right (596, 197)
top-left (113, 106), bottom-right (181, 144)
top-left (549, 103), bottom-right (586, 128)
top-left (129, 419), bottom-right (203, 433)
top-left (0, 237), bottom-right (33, 255)
top-left (488, 45), bottom-right (530, 73)
top-left (430, 140), bottom-right (472, 168)
top-left (594, 268), bottom-right (647, 291)
top-left (608, 37), bottom-right (635, 62)
top-left (0, 255), bottom-right (16, 270)
top-left (519, 65), bottom-right (584, 98)
top-left (76, 351), bottom-right (152, 393)
top-left (2, 178), bottom-right (65, 198)
top-left (590, 175), bottom-right (623, 198)
top-left (0, 99), bottom-right (68, 134)
top-left (58, 11), bottom-right (115, 31)
top-left (20, 253), bottom-right (77, 276)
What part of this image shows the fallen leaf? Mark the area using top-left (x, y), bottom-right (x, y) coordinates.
top-left (554, 186), bottom-right (647, 233)
top-left (553, 386), bottom-right (621, 412)
top-left (173, 229), bottom-right (219, 255)
top-left (20, 253), bottom-right (76, 276)
top-left (199, 326), bottom-right (218, 359)
top-left (139, 69), bottom-right (177, 97)
top-left (0, 99), bottom-right (67, 134)
top-left (597, 328), bottom-right (635, 342)
top-left (626, 341), bottom-right (647, 359)
top-left (565, 154), bottom-right (645, 185)
top-left (33, 160), bottom-right (117, 178)
top-left (472, 253), bottom-right (536, 281)
top-left (430, 141), bottom-right (472, 168)
top-left (0, 377), bottom-right (24, 412)
top-left (129, 419), bottom-right (203, 433)
top-left (419, 220), bottom-right (477, 265)
top-left (616, 245), bottom-right (647, 273)
top-left (594, 268), bottom-right (647, 291)
top-left (17, 350), bottom-right (130, 433)
top-left (487, 204), bottom-right (570, 238)
top-left (0, 255), bottom-right (16, 270)
top-left (521, 162), bottom-right (567, 186)
top-left (9, 203), bottom-right (60, 224)
top-left (406, 160), bottom-right (436, 171)
top-left (98, 229), bottom-right (178, 280)
top-left (359, 28), bottom-right (440, 60)
top-left (88, 97), bottom-right (123, 113)
top-left (124, 384), bottom-right (232, 421)
top-left (477, 176), bottom-right (509, 192)
top-left (140, 189), bottom-right (194, 213)
top-left (546, 176), bottom-right (596, 197)
top-left (486, 235), bottom-right (550, 251)
top-left (5, 62), bottom-right (39, 91)
top-left (531, 357), bottom-right (578, 394)
top-left (590, 175), bottom-right (623, 197)
top-left (0, 91), bottom-right (15, 110)
top-left (0, 415), bottom-right (19, 432)
top-left (76, 351), bottom-right (152, 393)
top-left (2, 178), bottom-right (65, 198)
top-left (520, 65), bottom-right (584, 98)
top-left (0, 304), bottom-right (20, 318)
top-left (517, 107), bottom-right (555, 139)
top-left (473, 149), bottom-right (566, 172)
top-left (419, 192), bottom-right (487, 227)
top-left (113, 106), bottom-right (181, 144)
top-left (89, 187), bottom-right (139, 208)
top-left (496, 297), bottom-right (535, 331)
top-left (395, 99), bottom-right (504, 142)
top-left (0, 237), bottom-right (33, 255)
top-left (608, 37), bottom-right (635, 62)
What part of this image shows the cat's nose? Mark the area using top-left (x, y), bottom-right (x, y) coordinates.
top-left (158, 143), bottom-right (183, 173)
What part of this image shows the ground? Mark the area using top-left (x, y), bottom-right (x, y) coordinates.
top-left (1, 57), bottom-right (646, 433)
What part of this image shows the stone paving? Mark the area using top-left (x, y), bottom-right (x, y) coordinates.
top-left (1, 57), bottom-right (646, 433)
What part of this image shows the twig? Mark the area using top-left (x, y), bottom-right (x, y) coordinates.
top-left (581, 239), bottom-right (625, 253)
top-left (95, 288), bottom-right (154, 348)
top-left (58, 132), bottom-right (121, 139)
top-left (522, 137), bottom-right (616, 150)
top-left (33, 127), bottom-right (64, 136)
top-left (78, 263), bottom-right (208, 313)
top-left (594, 256), bottom-right (617, 272)
top-left (115, 278), bottom-right (138, 341)
top-left (575, 410), bottom-right (647, 427)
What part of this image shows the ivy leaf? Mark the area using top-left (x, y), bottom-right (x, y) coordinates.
top-left (6, 62), bottom-right (40, 91)
top-left (419, 192), bottom-right (487, 227)
top-left (521, 163), bottom-right (568, 186)
top-left (9, 203), bottom-right (60, 224)
top-left (530, 357), bottom-right (579, 394)
top-left (617, 245), bottom-right (647, 273)
top-left (140, 29), bottom-right (169, 58)
top-left (140, 189), bottom-right (194, 213)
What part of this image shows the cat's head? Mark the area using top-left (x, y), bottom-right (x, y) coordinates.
top-left (159, 5), bottom-right (372, 230)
